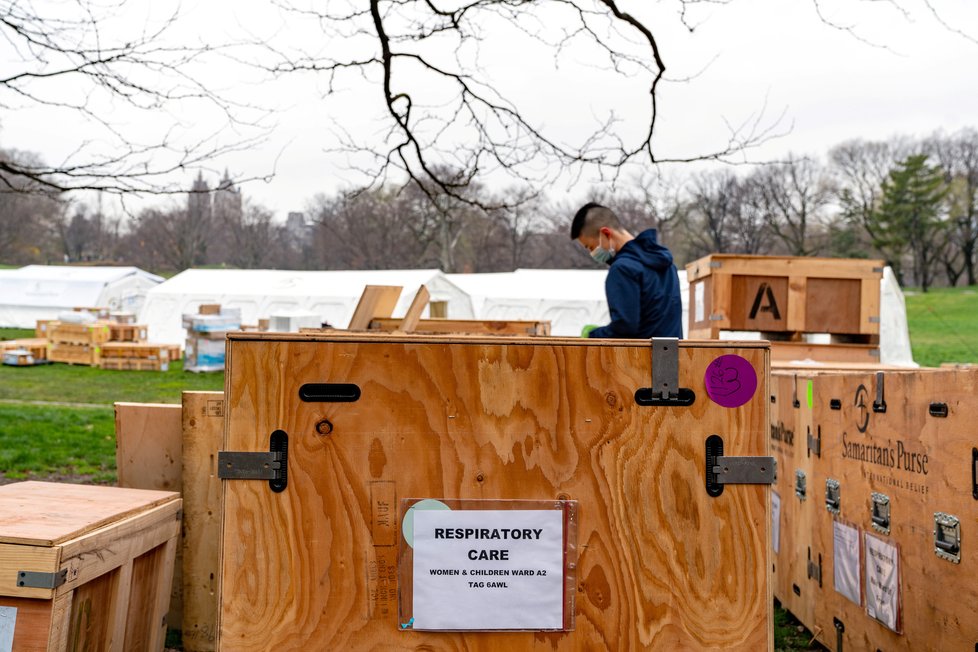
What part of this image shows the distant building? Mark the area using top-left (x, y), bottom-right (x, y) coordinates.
top-left (213, 169), bottom-right (243, 224)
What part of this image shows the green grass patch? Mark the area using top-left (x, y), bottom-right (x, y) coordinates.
top-left (0, 328), bottom-right (35, 341)
top-left (0, 357), bottom-right (224, 404)
top-left (0, 403), bottom-right (116, 482)
top-left (904, 286), bottom-right (978, 367)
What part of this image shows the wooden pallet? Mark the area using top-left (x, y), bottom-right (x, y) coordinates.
top-left (100, 358), bottom-right (169, 371)
top-left (47, 343), bottom-right (101, 366)
top-left (218, 332), bottom-right (773, 650)
top-left (686, 254), bottom-right (883, 341)
top-left (0, 338), bottom-right (48, 360)
top-left (101, 342), bottom-right (169, 360)
top-left (0, 482), bottom-right (181, 652)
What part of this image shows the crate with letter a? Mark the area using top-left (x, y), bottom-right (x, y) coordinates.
top-left (217, 331), bottom-right (775, 650)
top-left (0, 482), bottom-right (181, 652)
top-left (685, 254), bottom-right (883, 345)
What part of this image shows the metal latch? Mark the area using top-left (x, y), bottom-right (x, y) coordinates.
top-left (973, 448), bottom-right (978, 501)
top-left (219, 429), bottom-right (289, 493)
top-left (825, 478), bottom-right (841, 514)
top-left (871, 492), bottom-right (890, 534)
top-left (17, 569), bottom-right (67, 589)
top-left (934, 512), bottom-right (960, 563)
top-left (635, 338), bottom-right (694, 407)
top-left (711, 456), bottom-right (776, 485)
top-left (218, 451), bottom-right (283, 480)
top-left (792, 375), bottom-right (800, 408)
top-left (807, 425), bottom-right (821, 458)
top-left (807, 547), bottom-right (822, 586)
top-left (869, 316), bottom-right (881, 324)
top-left (795, 470), bottom-right (807, 501)
top-left (873, 372), bottom-right (886, 413)
top-left (834, 618), bottom-right (845, 652)
top-left (704, 434), bottom-right (775, 497)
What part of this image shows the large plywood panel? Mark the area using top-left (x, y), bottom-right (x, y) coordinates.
top-left (219, 333), bottom-right (772, 651)
top-left (729, 276), bottom-right (788, 332)
top-left (182, 391), bottom-right (225, 652)
top-left (810, 369), bottom-right (978, 652)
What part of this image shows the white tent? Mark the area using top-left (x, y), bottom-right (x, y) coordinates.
top-left (447, 268), bottom-right (691, 337)
top-left (139, 269), bottom-right (474, 345)
top-left (0, 265), bottom-right (163, 328)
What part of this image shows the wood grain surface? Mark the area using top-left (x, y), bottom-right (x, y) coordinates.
top-left (181, 391), bottom-right (225, 652)
top-left (219, 334), bottom-right (772, 651)
top-left (806, 369), bottom-right (978, 652)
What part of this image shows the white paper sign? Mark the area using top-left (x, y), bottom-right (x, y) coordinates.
top-left (412, 509), bottom-right (564, 630)
top-left (864, 534), bottom-right (900, 631)
top-left (694, 282), bottom-right (705, 323)
top-left (833, 521), bottom-right (861, 605)
top-left (771, 491), bottom-right (781, 554)
top-left (0, 606), bottom-right (16, 652)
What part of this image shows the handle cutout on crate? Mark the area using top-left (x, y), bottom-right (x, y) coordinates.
top-left (634, 387), bottom-right (695, 407)
top-left (299, 383), bottom-right (361, 402)
top-left (929, 402), bottom-right (948, 418)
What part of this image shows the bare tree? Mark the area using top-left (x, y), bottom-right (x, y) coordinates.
top-left (684, 169), bottom-right (740, 257)
top-left (0, 149), bottom-right (60, 262)
top-left (751, 154), bottom-right (832, 256)
top-left (926, 129), bottom-right (978, 285)
top-left (0, 0), bottom-right (266, 194)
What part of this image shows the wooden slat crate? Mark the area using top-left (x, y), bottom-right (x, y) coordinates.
top-left (47, 322), bottom-right (112, 347)
top-left (367, 318), bottom-right (552, 336)
top-left (100, 358), bottom-right (169, 371)
top-left (685, 254), bottom-right (884, 341)
top-left (0, 482), bottom-right (181, 652)
top-left (107, 324), bottom-right (148, 343)
top-left (34, 321), bottom-right (55, 339)
top-left (100, 343), bottom-right (169, 361)
top-left (47, 344), bottom-right (101, 366)
top-left (0, 339), bottom-right (49, 361)
top-left (218, 332), bottom-right (774, 650)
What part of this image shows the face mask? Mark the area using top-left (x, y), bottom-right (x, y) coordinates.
top-left (590, 234), bottom-right (615, 265)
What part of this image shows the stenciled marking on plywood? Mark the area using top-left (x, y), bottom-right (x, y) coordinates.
top-left (367, 546), bottom-right (398, 620)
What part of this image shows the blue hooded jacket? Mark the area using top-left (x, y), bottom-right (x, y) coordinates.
top-left (588, 229), bottom-right (683, 339)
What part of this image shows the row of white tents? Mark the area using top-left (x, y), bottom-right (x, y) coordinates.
top-left (0, 264), bottom-right (916, 365)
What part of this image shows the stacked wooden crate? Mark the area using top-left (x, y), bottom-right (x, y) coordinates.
top-left (183, 305), bottom-right (241, 373)
top-left (686, 254), bottom-right (884, 362)
top-left (100, 343), bottom-right (172, 371)
top-left (46, 321), bottom-right (111, 366)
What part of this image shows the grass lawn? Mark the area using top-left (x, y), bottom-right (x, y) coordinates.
top-left (903, 286), bottom-right (978, 367)
top-left (0, 403), bottom-right (116, 482)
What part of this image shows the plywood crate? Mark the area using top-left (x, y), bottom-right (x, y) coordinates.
top-left (100, 343), bottom-right (170, 371)
top-left (686, 254), bottom-right (884, 341)
top-left (46, 343), bottom-right (101, 366)
top-left (791, 368), bottom-right (976, 652)
top-left (0, 482), bottom-right (181, 652)
top-left (218, 332), bottom-right (774, 650)
top-left (0, 339), bottom-right (48, 362)
top-left (47, 322), bottom-right (112, 347)
top-left (368, 318), bottom-right (552, 336)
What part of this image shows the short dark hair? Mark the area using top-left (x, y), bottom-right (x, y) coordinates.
top-left (570, 202), bottom-right (621, 240)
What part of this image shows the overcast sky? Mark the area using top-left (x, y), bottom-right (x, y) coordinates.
top-left (4, 0), bottom-right (978, 218)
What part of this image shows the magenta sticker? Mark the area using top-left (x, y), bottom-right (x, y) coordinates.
top-left (704, 355), bottom-right (758, 408)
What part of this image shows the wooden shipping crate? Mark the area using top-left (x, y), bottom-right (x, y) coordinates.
top-left (367, 318), bottom-right (551, 336)
top-left (0, 339), bottom-right (49, 361)
top-left (219, 332), bottom-right (774, 650)
top-left (0, 482), bottom-right (181, 652)
top-left (100, 358), bottom-right (169, 372)
top-left (46, 344), bottom-right (100, 367)
top-left (803, 369), bottom-right (977, 652)
top-left (47, 322), bottom-right (112, 347)
top-left (685, 255), bottom-right (883, 340)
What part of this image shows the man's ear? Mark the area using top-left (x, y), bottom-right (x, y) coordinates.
top-left (599, 227), bottom-right (613, 238)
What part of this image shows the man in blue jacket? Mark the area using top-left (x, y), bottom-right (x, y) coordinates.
top-left (571, 202), bottom-right (683, 339)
